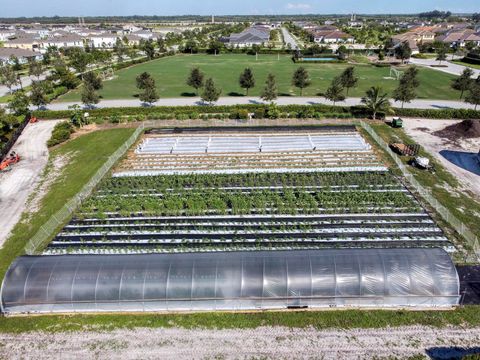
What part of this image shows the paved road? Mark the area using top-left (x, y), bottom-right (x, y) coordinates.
top-left (281, 27), bottom-right (300, 50)
top-left (0, 120), bottom-right (59, 247)
top-left (410, 58), bottom-right (480, 78)
top-left (43, 96), bottom-right (477, 111)
top-left (0, 73), bottom-right (49, 98)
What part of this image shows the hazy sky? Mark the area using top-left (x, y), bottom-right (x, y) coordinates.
top-left (2, 0), bottom-right (478, 17)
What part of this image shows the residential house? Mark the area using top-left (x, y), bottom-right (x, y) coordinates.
top-left (3, 33), bottom-right (40, 51)
top-left (436, 28), bottom-right (480, 48)
top-left (39, 34), bottom-right (84, 50)
top-left (311, 26), bottom-right (354, 44)
top-left (0, 29), bottom-right (16, 42)
top-left (0, 47), bottom-right (43, 64)
top-left (227, 26), bottom-right (270, 48)
top-left (88, 34), bottom-right (118, 48)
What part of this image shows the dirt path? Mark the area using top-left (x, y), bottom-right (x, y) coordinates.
top-left (0, 120), bottom-right (59, 246)
top-left (1, 325), bottom-right (479, 359)
top-left (402, 118), bottom-right (480, 198)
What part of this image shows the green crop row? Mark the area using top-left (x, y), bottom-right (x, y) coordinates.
top-left (80, 188), bottom-right (418, 217)
top-left (100, 172), bottom-right (400, 193)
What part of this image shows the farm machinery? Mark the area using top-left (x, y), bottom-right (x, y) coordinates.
top-left (0, 151), bottom-right (20, 172)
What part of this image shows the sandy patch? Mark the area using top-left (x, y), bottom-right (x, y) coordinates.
top-left (402, 118), bottom-right (480, 198)
top-left (0, 325), bottom-right (479, 359)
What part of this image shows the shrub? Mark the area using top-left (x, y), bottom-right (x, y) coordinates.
top-left (47, 121), bottom-right (74, 147)
top-left (253, 108), bottom-right (266, 119)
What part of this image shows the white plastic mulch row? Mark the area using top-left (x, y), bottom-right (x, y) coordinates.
top-left (114, 166), bottom-right (388, 177)
top-left (136, 133), bottom-right (371, 154)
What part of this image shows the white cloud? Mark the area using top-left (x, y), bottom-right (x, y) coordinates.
top-left (286, 3), bottom-right (311, 10)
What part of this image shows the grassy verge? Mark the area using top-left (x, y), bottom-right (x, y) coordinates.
top-left (0, 128), bottom-right (135, 281)
top-left (451, 60), bottom-right (480, 70)
top-left (369, 122), bottom-right (480, 256)
top-left (0, 307), bottom-right (479, 333)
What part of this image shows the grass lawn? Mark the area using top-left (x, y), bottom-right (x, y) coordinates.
top-left (0, 128), bottom-right (135, 282)
top-left (0, 307), bottom-right (480, 333)
top-left (57, 54), bottom-right (460, 102)
top-left (451, 60), bottom-right (480, 70)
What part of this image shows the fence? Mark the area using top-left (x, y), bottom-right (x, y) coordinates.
top-left (24, 124), bottom-right (144, 255)
top-left (0, 114), bottom-right (31, 161)
top-left (23, 120), bottom-right (480, 260)
top-left (358, 120), bottom-right (480, 262)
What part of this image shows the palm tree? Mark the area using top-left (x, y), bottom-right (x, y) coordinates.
top-left (361, 86), bottom-right (391, 120)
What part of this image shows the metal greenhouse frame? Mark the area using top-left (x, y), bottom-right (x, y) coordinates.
top-left (1, 248), bottom-right (459, 314)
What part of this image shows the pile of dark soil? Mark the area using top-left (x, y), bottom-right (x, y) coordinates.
top-left (433, 120), bottom-right (480, 140)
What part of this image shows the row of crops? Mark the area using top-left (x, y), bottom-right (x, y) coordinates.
top-left (44, 171), bottom-right (452, 255)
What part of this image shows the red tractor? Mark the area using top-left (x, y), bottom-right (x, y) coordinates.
top-left (0, 151), bottom-right (20, 172)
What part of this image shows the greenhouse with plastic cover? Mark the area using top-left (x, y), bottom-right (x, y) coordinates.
top-left (0, 248), bottom-right (460, 314)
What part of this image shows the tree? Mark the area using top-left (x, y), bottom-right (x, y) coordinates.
top-left (10, 56), bottom-right (21, 71)
top-left (239, 68), bottom-right (255, 96)
top-left (70, 49), bottom-right (92, 76)
top-left (201, 78), bottom-right (221, 105)
top-left (81, 83), bottom-right (99, 108)
top-left (393, 66), bottom-right (420, 108)
top-left (139, 78), bottom-right (159, 105)
top-left (53, 64), bottom-right (80, 89)
top-left (292, 67), bottom-right (311, 96)
top-left (436, 47), bottom-right (448, 64)
top-left (207, 40), bottom-right (224, 55)
top-left (325, 77), bottom-right (345, 105)
top-left (337, 45), bottom-right (348, 60)
top-left (8, 90), bottom-right (30, 116)
top-left (28, 58), bottom-right (43, 79)
top-left (141, 39), bottom-right (156, 59)
top-left (83, 71), bottom-right (103, 91)
top-left (136, 72), bottom-right (153, 90)
top-left (465, 76), bottom-right (480, 110)
top-left (361, 86), bottom-right (391, 120)
top-left (183, 39), bottom-right (199, 54)
top-left (395, 42), bottom-right (412, 64)
top-left (157, 37), bottom-right (166, 52)
top-left (261, 73), bottom-right (278, 103)
top-left (186, 67), bottom-right (204, 95)
top-left (339, 66), bottom-right (358, 96)
top-left (30, 80), bottom-right (49, 109)
top-left (0, 64), bottom-right (18, 93)
top-left (452, 68), bottom-right (474, 99)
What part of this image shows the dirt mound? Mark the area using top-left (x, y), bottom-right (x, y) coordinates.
top-left (433, 120), bottom-right (480, 140)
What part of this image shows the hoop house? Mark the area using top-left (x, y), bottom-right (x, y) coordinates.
top-left (1, 249), bottom-right (459, 314)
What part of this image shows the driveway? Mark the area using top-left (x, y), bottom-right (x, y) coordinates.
top-left (43, 96), bottom-right (478, 111)
top-left (0, 120), bottom-right (59, 247)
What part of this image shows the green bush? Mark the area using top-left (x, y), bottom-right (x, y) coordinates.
top-left (47, 121), bottom-right (74, 147)
top-left (32, 104), bottom-right (480, 121)
top-left (253, 108), bottom-right (266, 119)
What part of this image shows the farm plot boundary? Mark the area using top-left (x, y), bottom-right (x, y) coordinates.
top-left (358, 121), bottom-right (480, 262)
top-left (23, 125), bottom-right (145, 255)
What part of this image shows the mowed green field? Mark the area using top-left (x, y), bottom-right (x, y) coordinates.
top-left (58, 54), bottom-right (459, 101)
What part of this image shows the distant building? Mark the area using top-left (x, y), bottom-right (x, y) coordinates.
top-left (0, 47), bottom-right (43, 64)
top-left (39, 34), bottom-right (84, 50)
top-left (311, 26), bottom-right (354, 44)
top-left (436, 28), bottom-right (480, 48)
top-left (226, 26), bottom-right (270, 48)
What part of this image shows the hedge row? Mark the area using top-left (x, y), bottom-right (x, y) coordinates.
top-left (32, 104), bottom-right (480, 121)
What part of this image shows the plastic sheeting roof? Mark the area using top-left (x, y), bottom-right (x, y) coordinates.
top-left (1, 249), bottom-right (459, 314)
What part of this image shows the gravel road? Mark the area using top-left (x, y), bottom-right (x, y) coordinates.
top-left (0, 120), bottom-right (59, 246)
top-left (1, 325), bottom-right (479, 359)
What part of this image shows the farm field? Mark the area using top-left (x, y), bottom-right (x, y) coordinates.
top-left (116, 128), bottom-right (386, 176)
top-left (57, 54), bottom-right (459, 101)
top-left (42, 127), bottom-right (452, 256)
